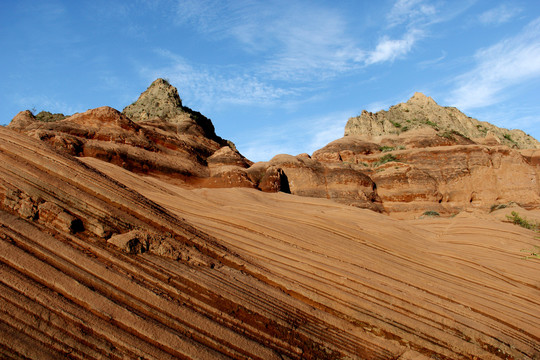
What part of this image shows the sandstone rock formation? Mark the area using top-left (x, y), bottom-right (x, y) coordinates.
top-left (1, 124), bottom-right (538, 359)
top-left (247, 154), bottom-right (383, 211)
top-left (8, 81), bottom-right (253, 188)
top-left (345, 92), bottom-right (540, 149)
top-left (8, 82), bottom-right (540, 217)
top-left (2, 82), bottom-right (540, 359)
top-left (123, 78), bottom-right (224, 142)
top-left (246, 94), bottom-right (540, 216)
top-left (310, 132), bottom-right (540, 216)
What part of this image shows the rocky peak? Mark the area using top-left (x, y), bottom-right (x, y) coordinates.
top-left (123, 78), bottom-right (183, 122)
top-left (123, 78), bottom-right (225, 143)
top-left (406, 92), bottom-right (436, 106)
top-left (344, 93), bottom-right (540, 149)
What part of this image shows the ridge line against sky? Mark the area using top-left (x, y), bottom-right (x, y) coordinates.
top-left (1, 0), bottom-right (539, 161)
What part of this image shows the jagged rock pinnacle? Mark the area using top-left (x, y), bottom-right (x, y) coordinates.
top-left (122, 78), bottom-right (226, 143)
top-left (122, 78), bottom-right (183, 122)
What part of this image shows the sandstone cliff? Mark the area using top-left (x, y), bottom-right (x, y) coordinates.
top-left (345, 92), bottom-right (540, 149)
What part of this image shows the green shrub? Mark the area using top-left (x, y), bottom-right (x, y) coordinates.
top-left (424, 120), bottom-right (439, 129)
top-left (390, 120), bottom-right (402, 128)
top-left (438, 131), bottom-right (456, 140)
top-left (506, 211), bottom-right (538, 231)
top-left (490, 204), bottom-right (508, 212)
top-left (422, 210), bottom-right (440, 217)
top-left (373, 154), bottom-right (398, 166)
top-left (476, 124), bottom-right (487, 134)
top-left (35, 111), bottom-right (66, 122)
top-left (379, 146), bottom-right (395, 152)
top-left (503, 133), bottom-right (518, 146)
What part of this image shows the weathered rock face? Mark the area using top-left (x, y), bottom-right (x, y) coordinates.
top-left (246, 154), bottom-right (383, 211)
top-left (123, 78), bottom-right (223, 142)
top-left (7, 84), bottom-right (540, 216)
top-left (345, 92), bottom-right (540, 149)
top-left (8, 82), bottom-right (253, 188)
top-left (310, 132), bottom-right (540, 215)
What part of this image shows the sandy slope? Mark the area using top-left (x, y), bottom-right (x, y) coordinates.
top-left (83, 157), bottom-right (540, 359)
top-left (0, 123), bottom-right (538, 359)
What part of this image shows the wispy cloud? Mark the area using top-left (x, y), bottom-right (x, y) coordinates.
top-left (417, 51), bottom-right (447, 68)
top-left (143, 50), bottom-right (297, 107)
top-left (479, 4), bottom-right (522, 26)
top-left (177, 1), bottom-right (366, 82)
top-left (448, 17), bottom-right (540, 110)
top-left (366, 30), bottom-right (421, 65)
top-left (238, 111), bottom-right (351, 162)
top-left (147, 0), bottom-right (459, 109)
top-left (387, 0), bottom-right (436, 28)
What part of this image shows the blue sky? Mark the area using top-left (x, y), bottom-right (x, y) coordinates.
top-left (1, 1), bottom-right (540, 161)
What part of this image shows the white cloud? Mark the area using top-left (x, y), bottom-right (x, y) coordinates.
top-left (387, 0), bottom-right (436, 27)
top-left (237, 111), bottom-right (351, 162)
top-left (417, 51), bottom-right (447, 68)
top-left (366, 30), bottom-right (420, 65)
top-left (175, 0), bottom-right (366, 82)
top-left (143, 50), bottom-right (296, 107)
top-left (448, 17), bottom-right (540, 110)
top-left (479, 4), bottom-right (522, 26)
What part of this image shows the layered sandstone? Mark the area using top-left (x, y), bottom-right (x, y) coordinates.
top-left (2, 82), bottom-right (540, 359)
top-left (311, 131), bottom-right (540, 216)
top-left (8, 82), bottom-right (253, 188)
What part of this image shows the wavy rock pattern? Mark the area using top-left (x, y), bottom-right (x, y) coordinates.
top-left (1, 120), bottom-right (540, 359)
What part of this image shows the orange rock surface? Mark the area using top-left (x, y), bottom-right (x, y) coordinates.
top-left (1, 124), bottom-right (539, 359)
top-left (2, 81), bottom-right (540, 359)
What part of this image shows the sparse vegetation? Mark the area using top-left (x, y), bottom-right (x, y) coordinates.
top-left (521, 245), bottom-right (540, 260)
top-left (506, 211), bottom-right (538, 231)
top-left (424, 119), bottom-right (439, 129)
top-left (35, 111), bottom-right (66, 122)
top-left (503, 133), bottom-right (518, 146)
top-left (439, 130), bottom-right (456, 141)
top-left (476, 124), bottom-right (487, 134)
top-left (438, 130), bottom-right (469, 141)
top-left (373, 154), bottom-right (398, 166)
top-left (422, 210), bottom-right (440, 217)
top-left (379, 146), bottom-right (395, 152)
top-left (379, 145), bottom-right (405, 152)
top-left (390, 120), bottom-right (402, 128)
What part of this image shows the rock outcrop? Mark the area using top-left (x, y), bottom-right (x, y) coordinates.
top-left (345, 92), bottom-right (540, 149)
top-left (243, 94), bottom-right (540, 216)
top-left (8, 81), bottom-right (253, 188)
top-left (309, 131), bottom-right (540, 216)
top-left (8, 83), bottom-right (540, 216)
top-left (2, 84), bottom-right (540, 359)
top-left (247, 154), bottom-right (383, 211)
top-left (123, 78), bottom-right (224, 142)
